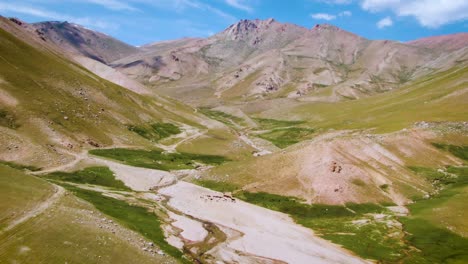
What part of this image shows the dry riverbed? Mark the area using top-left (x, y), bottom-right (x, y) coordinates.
top-left (159, 181), bottom-right (369, 264)
top-left (35, 152), bottom-right (370, 263)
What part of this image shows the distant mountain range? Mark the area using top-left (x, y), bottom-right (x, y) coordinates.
top-left (24, 18), bottom-right (467, 106)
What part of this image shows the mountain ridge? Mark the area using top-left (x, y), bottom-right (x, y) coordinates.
top-left (407, 32), bottom-right (468, 51)
top-left (20, 17), bottom-right (467, 53)
top-left (108, 19), bottom-right (466, 105)
top-left (32, 20), bottom-right (139, 64)
top-left (8, 17), bottom-right (467, 106)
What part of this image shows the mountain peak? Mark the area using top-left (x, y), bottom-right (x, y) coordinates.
top-left (311, 23), bottom-right (342, 32)
top-left (232, 18), bottom-right (277, 27)
top-left (219, 18), bottom-right (306, 42)
top-left (222, 18), bottom-right (277, 39)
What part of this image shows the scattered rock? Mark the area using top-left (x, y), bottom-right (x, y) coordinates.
top-left (171, 53), bottom-right (180, 62)
top-left (414, 121), bottom-right (430, 129)
top-left (87, 139), bottom-right (101, 147)
top-left (351, 219), bottom-right (370, 226)
top-left (9, 18), bottom-right (24, 26)
top-left (329, 161), bottom-right (342, 173)
top-left (373, 214), bottom-right (387, 220)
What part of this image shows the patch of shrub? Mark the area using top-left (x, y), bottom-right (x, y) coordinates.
top-left (127, 122), bottom-right (181, 141)
top-left (46, 166), bottom-right (130, 190)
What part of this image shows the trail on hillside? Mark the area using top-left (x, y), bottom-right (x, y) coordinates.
top-left (239, 133), bottom-right (273, 156)
top-left (155, 126), bottom-right (206, 153)
top-left (34, 150), bottom-right (88, 175)
top-left (1, 185), bottom-right (65, 233)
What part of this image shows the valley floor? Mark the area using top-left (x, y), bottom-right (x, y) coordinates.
top-left (2, 121), bottom-right (468, 263)
top-left (36, 152), bottom-right (369, 263)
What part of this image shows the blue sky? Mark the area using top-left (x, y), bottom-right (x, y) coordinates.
top-left (1, 0), bottom-right (467, 46)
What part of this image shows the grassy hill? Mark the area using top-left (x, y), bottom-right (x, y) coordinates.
top-left (0, 21), bottom-right (224, 168)
top-left (0, 164), bottom-right (178, 263)
top-left (259, 66), bottom-right (467, 133)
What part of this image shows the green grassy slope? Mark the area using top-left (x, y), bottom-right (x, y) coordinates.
top-left (60, 184), bottom-right (187, 262)
top-left (0, 25), bottom-right (210, 161)
top-left (266, 66), bottom-right (467, 133)
top-left (0, 193), bottom-right (175, 264)
top-left (405, 147), bottom-right (468, 238)
top-left (127, 122), bottom-right (181, 142)
top-left (89, 148), bottom-right (229, 170)
top-left (46, 166), bottom-right (131, 191)
top-left (0, 164), bottom-right (53, 229)
top-left (232, 179), bottom-right (468, 264)
top-left (0, 166), bottom-right (177, 264)
top-left (401, 165), bottom-right (468, 263)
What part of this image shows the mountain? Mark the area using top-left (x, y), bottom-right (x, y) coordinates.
top-left (32, 21), bottom-right (139, 64)
top-left (206, 18), bottom-right (308, 66)
top-left (408, 32), bottom-right (468, 51)
top-left (0, 17), bottom-right (227, 168)
top-left (110, 19), bottom-right (466, 105)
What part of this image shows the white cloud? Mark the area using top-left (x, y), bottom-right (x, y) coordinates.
top-left (0, 3), bottom-right (117, 30)
top-left (339, 10), bottom-right (352, 16)
top-left (85, 0), bottom-right (138, 11)
top-left (311, 10), bottom-right (351, 20)
top-left (311, 13), bottom-right (337, 20)
top-left (225, 0), bottom-right (253, 13)
top-left (361, 0), bottom-right (468, 28)
top-left (377, 16), bottom-right (393, 28)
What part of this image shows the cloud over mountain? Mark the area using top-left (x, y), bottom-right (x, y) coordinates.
top-left (361, 0), bottom-right (468, 28)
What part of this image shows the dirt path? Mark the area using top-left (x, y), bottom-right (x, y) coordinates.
top-left (239, 133), bottom-right (273, 156)
top-left (36, 125), bottom-right (206, 174)
top-left (34, 150), bottom-right (88, 175)
top-left (1, 185), bottom-right (65, 233)
top-left (161, 130), bottom-right (206, 153)
top-left (152, 125), bottom-right (206, 153)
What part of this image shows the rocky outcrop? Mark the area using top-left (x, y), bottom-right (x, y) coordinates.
top-left (32, 21), bottom-right (139, 64)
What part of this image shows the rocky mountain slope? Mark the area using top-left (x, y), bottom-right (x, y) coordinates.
top-left (29, 18), bottom-right (466, 106)
top-left (0, 17), bottom-right (225, 168)
top-left (108, 19), bottom-right (467, 105)
top-left (31, 21), bottom-right (139, 64)
top-left (408, 32), bottom-right (468, 51)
